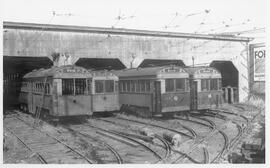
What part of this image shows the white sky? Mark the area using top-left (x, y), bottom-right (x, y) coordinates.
top-left (1, 0), bottom-right (267, 35)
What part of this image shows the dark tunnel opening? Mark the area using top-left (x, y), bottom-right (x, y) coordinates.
top-left (3, 56), bottom-right (53, 109)
top-left (210, 60), bottom-right (239, 103)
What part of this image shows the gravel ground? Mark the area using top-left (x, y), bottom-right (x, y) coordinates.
top-left (3, 130), bottom-right (41, 164)
top-left (3, 100), bottom-right (265, 164)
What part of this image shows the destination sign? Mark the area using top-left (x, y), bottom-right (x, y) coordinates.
top-left (63, 68), bottom-right (82, 73)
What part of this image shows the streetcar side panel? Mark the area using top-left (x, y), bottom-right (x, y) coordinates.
top-left (161, 92), bottom-right (190, 112)
top-left (30, 77), bottom-right (54, 115)
top-left (158, 68), bottom-right (190, 113)
top-left (57, 95), bottom-right (92, 116)
top-left (92, 72), bottom-right (120, 112)
top-left (118, 78), bottom-right (154, 114)
top-left (197, 90), bottom-right (223, 109)
top-left (92, 94), bottom-right (119, 112)
top-left (119, 93), bottom-right (153, 111)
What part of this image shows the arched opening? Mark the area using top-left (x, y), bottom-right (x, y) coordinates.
top-left (210, 60), bottom-right (239, 103)
top-left (3, 56), bottom-right (53, 109)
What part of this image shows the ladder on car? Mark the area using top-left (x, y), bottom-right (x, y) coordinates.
top-left (33, 77), bottom-right (48, 126)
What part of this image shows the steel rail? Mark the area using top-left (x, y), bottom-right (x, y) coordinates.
top-left (172, 116), bottom-right (214, 164)
top-left (193, 112), bottom-right (231, 163)
top-left (12, 115), bottom-right (94, 164)
top-left (78, 131), bottom-right (123, 164)
top-left (154, 134), bottom-right (171, 159)
top-left (84, 123), bottom-right (163, 162)
top-left (116, 117), bottom-right (194, 139)
top-left (95, 118), bottom-right (170, 160)
top-left (203, 147), bottom-right (210, 164)
top-left (61, 124), bottom-right (124, 164)
top-left (4, 126), bottom-right (47, 164)
top-left (94, 118), bottom-right (202, 163)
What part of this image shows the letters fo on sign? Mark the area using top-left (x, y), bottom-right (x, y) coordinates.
top-left (254, 46), bottom-right (265, 81)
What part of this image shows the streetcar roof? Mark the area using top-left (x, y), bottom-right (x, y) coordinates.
top-left (185, 66), bottom-right (221, 77)
top-left (23, 65), bottom-right (92, 78)
top-left (113, 65), bottom-right (188, 78)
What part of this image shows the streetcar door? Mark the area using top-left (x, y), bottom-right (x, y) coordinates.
top-left (154, 81), bottom-right (162, 115)
top-left (190, 80), bottom-right (198, 111)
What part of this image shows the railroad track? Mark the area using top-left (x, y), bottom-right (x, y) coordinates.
top-left (4, 126), bottom-right (47, 164)
top-left (94, 117), bottom-right (207, 164)
top-left (204, 109), bottom-right (251, 161)
top-left (105, 117), bottom-right (211, 164)
top-left (192, 111), bottom-right (244, 163)
top-left (57, 125), bottom-right (123, 164)
top-left (4, 115), bottom-right (95, 164)
top-left (82, 123), bottom-right (164, 163)
top-left (171, 115), bottom-right (215, 164)
top-left (154, 134), bottom-right (171, 159)
top-left (11, 110), bottom-right (125, 164)
top-left (95, 118), bottom-right (172, 160)
top-left (115, 117), bottom-right (195, 139)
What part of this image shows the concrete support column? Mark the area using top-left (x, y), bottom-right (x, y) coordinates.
top-left (230, 87), bottom-right (234, 103)
top-left (225, 87), bottom-right (229, 103)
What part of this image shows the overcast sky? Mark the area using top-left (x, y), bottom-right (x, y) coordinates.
top-left (2, 0), bottom-right (267, 35)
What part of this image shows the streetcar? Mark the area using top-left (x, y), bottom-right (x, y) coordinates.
top-left (114, 65), bottom-right (190, 117)
top-left (19, 65), bottom-right (119, 119)
top-left (185, 66), bottom-right (223, 111)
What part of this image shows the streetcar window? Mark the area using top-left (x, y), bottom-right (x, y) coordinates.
top-left (145, 81), bottom-right (150, 92)
top-left (38, 83), bottom-right (41, 92)
top-left (165, 79), bottom-right (174, 92)
top-left (44, 83), bottom-right (50, 94)
top-left (123, 81), bottom-right (127, 92)
top-left (75, 78), bottom-right (86, 95)
top-left (141, 80), bottom-right (146, 92)
top-left (41, 83), bottom-right (44, 92)
top-left (210, 79), bottom-right (218, 90)
top-left (201, 79), bottom-right (209, 91)
top-left (136, 80), bottom-right (140, 92)
top-left (95, 80), bottom-right (104, 93)
top-left (131, 81), bottom-right (136, 92)
top-left (218, 79), bottom-right (222, 90)
top-left (62, 79), bottom-right (74, 95)
top-left (115, 81), bottom-right (119, 93)
top-left (105, 80), bottom-right (114, 93)
top-left (185, 79), bottom-right (189, 91)
top-left (35, 83), bottom-right (38, 92)
top-left (87, 79), bottom-right (92, 94)
top-left (119, 81), bottom-right (123, 92)
top-left (175, 79), bottom-right (185, 92)
top-left (126, 80), bottom-right (131, 92)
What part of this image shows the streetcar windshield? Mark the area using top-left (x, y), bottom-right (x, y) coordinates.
top-left (95, 80), bottom-right (115, 93)
top-left (62, 78), bottom-right (87, 95)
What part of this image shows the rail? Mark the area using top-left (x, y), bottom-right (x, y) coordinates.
top-left (10, 115), bottom-right (95, 164)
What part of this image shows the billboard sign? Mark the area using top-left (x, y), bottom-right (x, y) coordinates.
top-left (254, 46), bottom-right (265, 81)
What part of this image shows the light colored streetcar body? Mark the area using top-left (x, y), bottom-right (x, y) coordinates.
top-left (19, 65), bottom-right (119, 118)
top-left (91, 70), bottom-right (119, 112)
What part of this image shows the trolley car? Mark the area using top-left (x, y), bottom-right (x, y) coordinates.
top-left (185, 66), bottom-right (223, 111)
top-left (19, 65), bottom-right (119, 118)
top-left (115, 66), bottom-right (190, 117)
